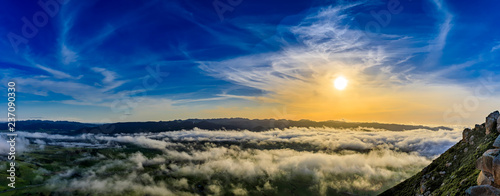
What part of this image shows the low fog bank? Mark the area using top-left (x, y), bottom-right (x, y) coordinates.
top-left (0, 126), bottom-right (462, 195)
top-left (2, 126), bottom-right (462, 158)
top-left (46, 147), bottom-right (430, 195)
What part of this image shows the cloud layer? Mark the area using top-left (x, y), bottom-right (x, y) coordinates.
top-left (1, 126), bottom-right (463, 195)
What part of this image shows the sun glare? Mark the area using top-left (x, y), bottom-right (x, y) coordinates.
top-left (334, 76), bottom-right (348, 90)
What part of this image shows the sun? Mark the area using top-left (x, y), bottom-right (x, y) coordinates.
top-left (333, 76), bottom-right (348, 90)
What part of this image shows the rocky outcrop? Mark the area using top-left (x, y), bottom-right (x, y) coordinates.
top-left (477, 171), bottom-right (494, 186)
top-left (494, 137), bottom-right (500, 148)
top-left (466, 185), bottom-right (500, 196)
top-left (494, 156), bottom-right (500, 186)
top-left (486, 111), bottom-right (500, 135)
top-left (477, 149), bottom-right (500, 175)
top-left (464, 128), bottom-right (473, 142)
top-left (468, 111), bottom-right (500, 195)
top-left (380, 111), bottom-right (500, 196)
top-left (498, 116), bottom-right (500, 133)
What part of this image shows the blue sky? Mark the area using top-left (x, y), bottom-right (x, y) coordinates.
top-left (0, 0), bottom-right (499, 125)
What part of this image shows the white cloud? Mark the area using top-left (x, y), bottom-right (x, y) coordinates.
top-left (425, 0), bottom-right (454, 65)
top-left (96, 135), bottom-right (182, 151)
top-left (151, 127), bottom-right (461, 158)
top-left (91, 67), bottom-right (117, 83)
top-left (198, 5), bottom-right (432, 104)
top-left (12, 77), bottom-right (136, 105)
top-left (36, 64), bottom-right (73, 79)
top-left (0, 135), bottom-right (29, 155)
top-left (18, 125), bottom-right (462, 195)
top-left (61, 44), bottom-right (78, 65)
top-left (91, 67), bottom-right (126, 92)
top-left (491, 42), bottom-right (500, 52)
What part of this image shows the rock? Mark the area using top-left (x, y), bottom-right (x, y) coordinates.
top-left (492, 155), bottom-right (500, 186)
top-left (420, 183), bottom-right (426, 194)
top-left (477, 149), bottom-right (500, 174)
top-left (439, 171), bottom-right (446, 175)
top-left (465, 148), bottom-right (469, 153)
top-left (464, 128), bottom-right (472, 142)
top-left (498, 116), bottom-right (500, 133)
top-left (470, 135), bottom-right (475, 145)
top-left (494, 136), bottom-right (500, 148)
top-left (446, 162), bottom-right (452, 167)
top-left (478, 171), bottom-right (494, 185)
top-left (486, 111), bottom-right (500, 135)
top-left (466, 185), bottom-right (500, 196)
top-left (461, 178), bottom-right (469, 186)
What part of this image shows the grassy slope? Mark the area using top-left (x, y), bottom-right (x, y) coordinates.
top-left (0, 144), bottom-right (164, 196)
top-left (380, 125), bottom-right (496, 196)
top-left (0, 144), bottom-right (354, 195)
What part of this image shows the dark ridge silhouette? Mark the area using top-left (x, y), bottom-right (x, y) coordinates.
top-left (82, 118), bottom-right (450, 134)
top-left (0, 118), bottom-right (451, 135)
top-left (0, 120), bottom-right (97, 134)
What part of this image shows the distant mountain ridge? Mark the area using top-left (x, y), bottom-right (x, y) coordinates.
top-left (1, 118), bottom-right (451, 135)
top-left (0, 120), bottom-right (97, 134)
top-left (78, 118), bottom-right (453, 135)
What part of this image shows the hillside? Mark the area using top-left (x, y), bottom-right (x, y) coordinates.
top-left (380, 111), bottom-right (500, 196)
top-left (77, 118), bottom-right (451, 135)
top-left (0, 120), bottom-right (97, 134)
top-left (0, 119), bottom-right (450, 135)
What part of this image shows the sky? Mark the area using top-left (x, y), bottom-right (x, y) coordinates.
top-left (0, 0), bottom-right (499, 125)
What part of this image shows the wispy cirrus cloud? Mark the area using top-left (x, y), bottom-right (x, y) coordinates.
top-left (36, 64), bottom-right (75, 79)
top-left (197, 4), bottom-right (485, 123)
top-left (61, 44), bottom-right (78, 65)
top-left (425, 0), bottom-right (454, 65)
top-left (491, 42), bottom-right (500, 52)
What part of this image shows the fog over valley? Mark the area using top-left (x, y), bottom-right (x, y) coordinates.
top-left (0, 126), bottom-right (461, 195)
